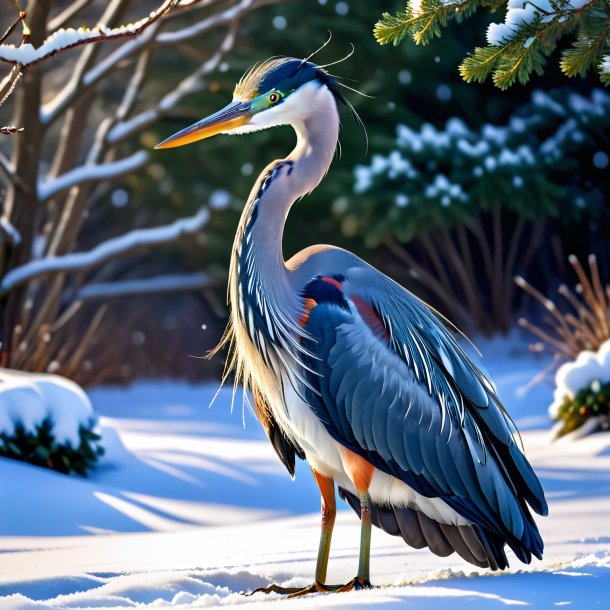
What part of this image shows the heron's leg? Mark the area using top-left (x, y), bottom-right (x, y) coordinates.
top-left (337, 448), bottom-right (375, 592)
top-left (356, 490), bottom-right (372, 582)
top-left (248, 469), bottom-right (338, 597)
top-left (312, 468), bottom-right (336, 584)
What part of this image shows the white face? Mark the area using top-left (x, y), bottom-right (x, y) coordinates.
top-left (228, 81), bottom-right (335, 135)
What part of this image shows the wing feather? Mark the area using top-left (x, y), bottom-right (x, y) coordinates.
top-left (300, 269), bottom-right (546, 565)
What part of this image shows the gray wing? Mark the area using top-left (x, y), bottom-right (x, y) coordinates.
top-left (300, 267), bottom-right (546, 566)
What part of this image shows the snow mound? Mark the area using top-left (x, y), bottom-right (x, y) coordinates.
top-left (549, 339), bottom-right (610, 418)
top-left (0, 369), bottom-right (95, 446)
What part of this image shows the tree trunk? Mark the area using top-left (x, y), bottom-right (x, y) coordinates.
top-left (1, 0), bottom-right (51, 364)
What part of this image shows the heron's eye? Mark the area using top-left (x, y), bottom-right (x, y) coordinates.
top-left (268, 92), bottom-right (281, 104)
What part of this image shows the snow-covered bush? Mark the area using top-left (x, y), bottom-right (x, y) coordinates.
top-left (549, 340), bottom-right (610, 438)
top-left (342, 89), bottom-right (608, 334)
top-left (0, 370), bottom-right (103, 475)
top-left (349, 88), bottom-right (608, 244)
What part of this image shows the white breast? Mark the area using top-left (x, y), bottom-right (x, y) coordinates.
top-left (271, 368), bottom-right (468, 527)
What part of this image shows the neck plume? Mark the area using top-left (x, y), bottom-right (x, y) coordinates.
top-left (234, 82), bottom-right (340, 303)
top-left (216, 82), bottom-right (340, 419)
top-left (224, 82), bottom-right (339, 378)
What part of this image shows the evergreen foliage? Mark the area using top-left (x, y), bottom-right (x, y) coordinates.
top-left (0, 418), bottom-right (104, 476)
top-left (375, 0), bottom-right (610, 88)
top-left (555, 379), bottom-right (610, 437)
top-left (345, 88), bottom-right (608, 245)
top-left (146, 2), bottom-right (531, 267)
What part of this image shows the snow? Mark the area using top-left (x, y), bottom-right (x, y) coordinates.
top-left (38, 151), bottom-right (149, 201)
top-left (424, 174), bottom-right (466, 202)
top-left (76, 273), bottom-right (215, 301)
top-left (0, 369), bottom-right (95, 447)
top-left (0, 1), bottom-right (179, 68)
top-left (2, 335), bottom-right (610, 608)
top-left (0, 15), bottom-right (161, 67)
top-left (486, 0), bottom-right (592, 46)
top-left (549, 339), bottom-right (610, 418)
top-left (0, 216), bottom-right (21, 245)
top-left (0, 209), bottom-right (209, 293)
top-left (354, 152), bottom-right (416, 194)
top-left (107, 111), bottom-right (157, 144)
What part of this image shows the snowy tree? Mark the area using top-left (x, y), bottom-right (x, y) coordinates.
top-left (0, 0), bottom-right (272, 383)
top-left (375, 0), bottom-right (610, 88)
top-left (342, 88), bottom-right (610, 333)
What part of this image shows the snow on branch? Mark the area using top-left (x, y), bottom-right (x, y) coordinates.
top-left (38, 150), bottom-right (148, 202)
top-left (0, 208), bottom-right (210, 294)
top-left (0, 215), bottom-right (21, 246)
top-left (76, 272), bottom-right (218, 301)
top-left (0, 0), bottom-right (180, 68)
top-left (41, 0), bottom-right (251, 124)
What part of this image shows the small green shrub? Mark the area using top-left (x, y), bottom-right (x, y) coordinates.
top-left (0, 418), bottom-right (104, 476)
top-left (555, 380), bottom-right (610, 438)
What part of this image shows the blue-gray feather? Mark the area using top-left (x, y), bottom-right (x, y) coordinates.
top-left (297, 261), bottom-right (546, 567)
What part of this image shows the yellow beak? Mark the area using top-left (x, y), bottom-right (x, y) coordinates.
top-left (154, 101), bottom-right (251, 149)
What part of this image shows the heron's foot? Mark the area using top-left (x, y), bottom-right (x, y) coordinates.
top-left (336, 576), bottom-right (373, 592)
top-left (247, 581), bottom-right (338, 597)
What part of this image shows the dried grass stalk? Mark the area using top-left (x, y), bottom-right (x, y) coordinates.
top-left (515, 254), bottom-right (610, 366)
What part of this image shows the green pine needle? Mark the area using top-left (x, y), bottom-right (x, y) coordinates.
top-left (560, 22), bottom-right (610, 77)
top-left (374, 11), bottom-right (414, 46)
top-left (460, 45), bottom-right (510, 83)
top-left (374, 0), bottom-right (610, 88)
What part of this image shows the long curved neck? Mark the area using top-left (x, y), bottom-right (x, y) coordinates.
top-left (233, 84), bottom-right (340, 316)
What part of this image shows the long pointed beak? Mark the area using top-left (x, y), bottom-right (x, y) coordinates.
top-left (154, 101), bottom-right (251, 149)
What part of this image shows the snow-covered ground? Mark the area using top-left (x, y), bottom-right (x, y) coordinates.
top-left (1, 335), bottom-right (610, 609)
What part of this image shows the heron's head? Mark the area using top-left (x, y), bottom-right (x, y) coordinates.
top-left (155, 57), bottom-right (347, 149)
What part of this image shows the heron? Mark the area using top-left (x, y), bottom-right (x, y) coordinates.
top-left (156, 56), bottom-right (547, 596)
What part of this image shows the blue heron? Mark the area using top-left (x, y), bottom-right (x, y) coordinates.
top-left (156, 56), bottom-right (547, 596)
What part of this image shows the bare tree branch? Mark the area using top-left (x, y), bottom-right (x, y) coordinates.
top-left (157, 0), bottom-right (261, 44)
top-left (42, 0), bottom-right (266, 124)
top-left (0, 65), bottom-right (22, 108)
top-left (107, 23), bottom-right (237, 146)
top-left (0, 9), bottom-right (26, 45)
top-left (115, 48), bottom-right (152, 123)
top-left (76, 272), bottom-right (219, 301)
top-left (0, 208), bottom-right (210, 293)
top-left (46, 0), bottom-right (135, 178)
top-left (0, 125), bottom-right (23, 135)
top-left (38, 150), bottom-right (148, 202)
top-left (0, 151), bottom-right (15, 185)
top-left (47, 0), bottom-right (94, 33)
top-left (0, 0), bottom-right (180, 68)
top-left (0, 216), bottom-right (21, 246)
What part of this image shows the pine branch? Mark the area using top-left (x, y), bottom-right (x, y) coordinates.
top-left (460, 44), bottom-right (514, 83)
top-left (376, 0), bottom-right (610, 87)
top-left (374, 0), bottom-right (478, 47)
top-left (560, 16), bottom-right (610, 77)
top-left (493, 38), bottom-right (548, 89)
top-left (375, 10), bottom-right (418, 46)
